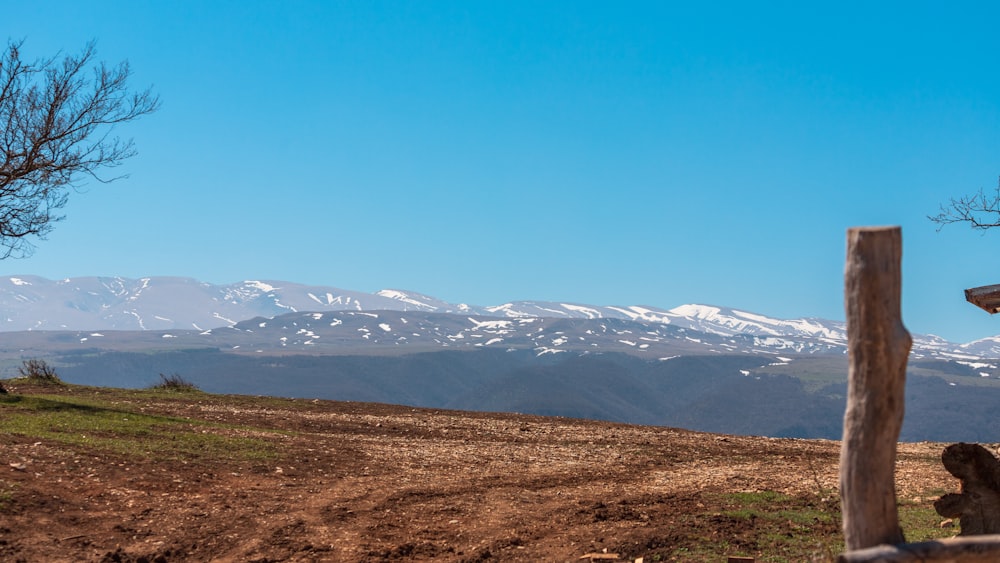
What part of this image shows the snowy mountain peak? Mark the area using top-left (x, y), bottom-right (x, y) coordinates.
top-left (666, 304), bottom-right (847, 341)
top-left (243, 280), bottom-right (279, 293)
top-left (0, 275), bottom-right (986, 359)
top-left (375, 289), bottom-right (442, 311)
top-left (669, 304), bottom-right (721, 319)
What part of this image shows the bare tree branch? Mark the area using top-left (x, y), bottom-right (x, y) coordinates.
top-left (0, 39), bottom-right (159, 259)
top-left (929, 177), bottom-right (1000, 232)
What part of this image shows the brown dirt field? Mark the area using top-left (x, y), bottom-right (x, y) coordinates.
top-left (0, 383), bottom-right (958, 562)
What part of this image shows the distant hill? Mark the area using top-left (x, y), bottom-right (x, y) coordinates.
top-left (3, 275), bottom-right (1000, 442)
top-left (38, 347), bottom-right (1000, 443)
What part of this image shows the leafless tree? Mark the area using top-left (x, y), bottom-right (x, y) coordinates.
top-left (929, 176), bottom-right (1000, 232)
top-left (0, 40), bottom-right (159, 258)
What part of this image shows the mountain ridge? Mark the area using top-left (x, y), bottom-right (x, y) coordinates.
top-left (4, 275), bottom-right (1000, 442)
top-left (1, 274), bottom-right (995, 359)
top-left (1, 275), bottom-right (845, 336)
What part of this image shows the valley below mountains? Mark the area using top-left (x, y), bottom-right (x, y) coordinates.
top-left (3, 275), bottom-right (1000, 442)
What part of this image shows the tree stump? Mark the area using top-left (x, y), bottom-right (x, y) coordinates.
top-left (934, 442), bottom-right (1000, 535)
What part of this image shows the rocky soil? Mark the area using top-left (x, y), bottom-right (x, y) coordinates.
top-left (0, 383), bottom-right (956, 562)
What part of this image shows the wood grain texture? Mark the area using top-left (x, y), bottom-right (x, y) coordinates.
top-left (840, 226), bottom-right (911, 550)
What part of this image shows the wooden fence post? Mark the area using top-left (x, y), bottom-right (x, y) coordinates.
top-left (836, 227), bottom-right (1000, 562)
top-left (840, 226), bottom-right (910, 550)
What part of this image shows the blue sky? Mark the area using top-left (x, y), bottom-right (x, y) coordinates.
top-left (4, 1), bottom-right (1000, 342)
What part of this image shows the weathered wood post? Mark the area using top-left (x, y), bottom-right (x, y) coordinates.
top-left (840, 226), bottom-right (910, 550)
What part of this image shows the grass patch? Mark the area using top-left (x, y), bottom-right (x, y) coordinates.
top-left (898, 500), bottom-right (955, 542)
top-left (720, 490), bottom-right (837, 526)
top-left (0, 393), bottom-right (279, 462)
top-left (699, 490), bottom-right (841, 562)
top-left (665, 490), bottom-right (955, 562)
top-left (757, 357), bottom-right (848, 393)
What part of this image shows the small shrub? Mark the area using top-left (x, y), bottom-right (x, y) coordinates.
top-left (0, 380), bottom-right (7, 394)
top-left (18, 359), bottom-right (63, 385)
top-left (151, 373), bottom-right (199, 392)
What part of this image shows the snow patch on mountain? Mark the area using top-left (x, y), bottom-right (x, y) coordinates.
top-left (245, 280), bottom-right (278, 292)
top-left (0, 275), bottom-right (995, 360)
top-left (562, 303), bottom-right (601, 318)
top-left (376, 289), bottom-right (442, 311)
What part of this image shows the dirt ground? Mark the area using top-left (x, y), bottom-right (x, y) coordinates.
top-left (0, 383), bottom-right (956, 562)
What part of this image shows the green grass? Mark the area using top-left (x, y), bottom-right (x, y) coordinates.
top-left (707, 491), bottom-right (841, 562)
top-left (898, 500), bottom-right (956, 542)
top-left (753, 357), bottom-right (848, 393)
top-left (660, 490), bottom-right (956, 562)
top-left (0, 393), bottom-right (280, 462)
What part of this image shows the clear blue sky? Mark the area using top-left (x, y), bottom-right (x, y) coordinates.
top-left (4, 2), bottom-right (1000, 343)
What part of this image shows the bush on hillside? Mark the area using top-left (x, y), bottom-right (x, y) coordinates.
top-left (18, 359), bottom-right (63, 385)
top-left (151, 373), bottom-right (199, 392)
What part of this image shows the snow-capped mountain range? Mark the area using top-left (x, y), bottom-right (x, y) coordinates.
top-left (1, 275), bottom-right (997, 360)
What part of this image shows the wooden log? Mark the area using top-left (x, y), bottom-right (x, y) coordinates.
top-left (840, 226), bottom-right (911, 550)
top-left (837, 535), bottom-right (1000, 562)
top-left (933, 442), bottom-right (1000, 535)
